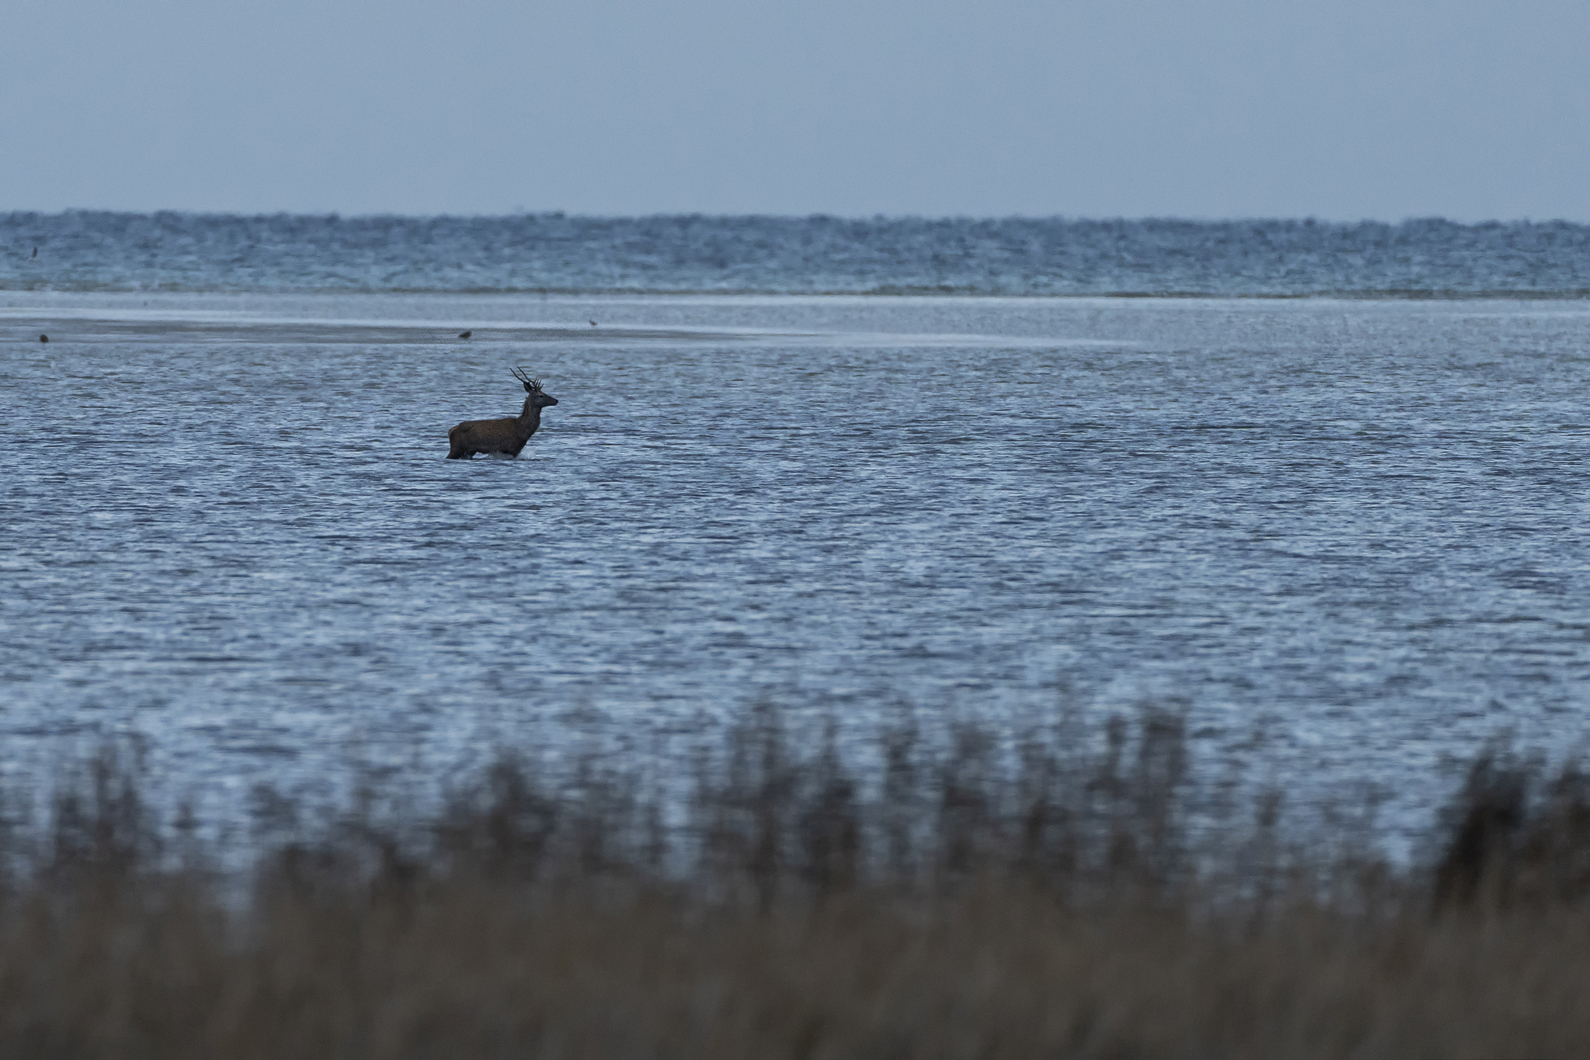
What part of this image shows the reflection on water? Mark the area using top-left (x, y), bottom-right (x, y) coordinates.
top-left (4, 292), bottom-right (1590, 842)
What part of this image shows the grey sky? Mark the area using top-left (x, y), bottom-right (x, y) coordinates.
top-left (4, 0), bottom-right (1587, 219)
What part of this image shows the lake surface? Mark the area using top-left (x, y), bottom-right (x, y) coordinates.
top-left (7, 212), bottom-right (1590, 297)
top-left (6, 211), bottom-right (1590, 845)
top-left (6, 288), bottom-right (1590, 844)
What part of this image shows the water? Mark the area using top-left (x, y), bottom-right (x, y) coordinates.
top-left (5, 214), bottom-right (1590, 846)
top-left (7, 212), bottom-right (1590, 297)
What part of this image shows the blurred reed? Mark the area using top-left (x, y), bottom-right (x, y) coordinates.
top-left (2, 706), bottom-right (1590, 1058)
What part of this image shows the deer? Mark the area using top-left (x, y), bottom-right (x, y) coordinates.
top-left (446, 367), bottom-right (559, 459)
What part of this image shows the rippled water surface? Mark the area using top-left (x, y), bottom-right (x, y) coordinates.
top-left (7, 212), bottom-right (1590, 296)
top-left (5, 291), bottom-right (1590, 837)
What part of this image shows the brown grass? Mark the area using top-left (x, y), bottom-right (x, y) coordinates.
top-left (2, 710), bottom-right (1590, 1058)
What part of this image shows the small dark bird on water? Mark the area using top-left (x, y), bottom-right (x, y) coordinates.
top-left (39, 334), bottom-right (48, 343)
top-left (459, 330), bottom-right (472, 339)
top-left (589, 320), bottom-right (597, 327)
top-left (32, 247), bottom-right (38, 258)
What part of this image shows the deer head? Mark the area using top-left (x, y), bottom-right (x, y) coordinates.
top-left (511, 366), bottom-right (559, 408)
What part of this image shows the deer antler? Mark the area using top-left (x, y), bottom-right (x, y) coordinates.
top-left (510, 366), bottom-right (539, 389)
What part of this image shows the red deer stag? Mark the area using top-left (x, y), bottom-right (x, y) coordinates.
top-left (446, 368), bottom-right (559, 459)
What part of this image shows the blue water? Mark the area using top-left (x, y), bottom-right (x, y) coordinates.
top-left (6, 212), bottom-right (1590, 297)
top-left (4, 213), bottom-right (1590, 845)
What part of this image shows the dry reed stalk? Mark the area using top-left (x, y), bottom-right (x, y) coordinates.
top-left (0, 712), bottom-right (1585, 1057)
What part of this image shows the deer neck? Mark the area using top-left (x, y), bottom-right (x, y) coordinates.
top-left (516, 397), bottom-right (543, 441)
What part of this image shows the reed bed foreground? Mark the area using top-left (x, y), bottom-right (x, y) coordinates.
top-left (5, 709), bottom-right (1590, 1059)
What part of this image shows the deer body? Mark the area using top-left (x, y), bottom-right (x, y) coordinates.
top-left (447, 370), bottom-right (558, 459)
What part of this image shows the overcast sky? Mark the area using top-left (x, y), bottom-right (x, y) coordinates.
top-left (4, 0), bottom-right (1587, 219)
